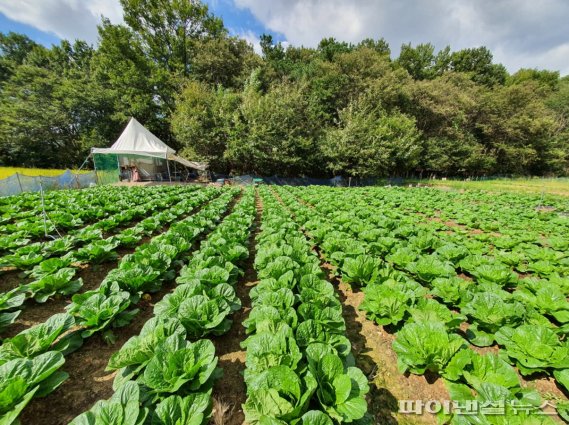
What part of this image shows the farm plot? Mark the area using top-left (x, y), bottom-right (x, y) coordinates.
top-left (1, 183), bottom-right (568, 425)
top-left (0, 184), bottom-right (239, 423)
top-left (275, 185), bottom-right (569, 424)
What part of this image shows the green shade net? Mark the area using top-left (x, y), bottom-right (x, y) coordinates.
top-left (93, 153), bottom-right (120, 185)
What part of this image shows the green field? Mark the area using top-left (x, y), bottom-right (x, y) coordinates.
top-left (417, 178), bottom-right (569, 197)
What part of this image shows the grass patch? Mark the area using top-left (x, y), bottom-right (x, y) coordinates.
top-left (0, 167), bottom-right (91, 179)
top-left (415, 178), bottom-right (569, 197)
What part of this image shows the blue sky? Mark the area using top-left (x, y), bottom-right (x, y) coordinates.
top-left (0, 0), bottom-right (286, 52)
top-left (204, 0), bottom-right (286, 47)
top-left (0, 13), bottom-right (59, 46)
top-left (0, 0), bottom-right (568, 75)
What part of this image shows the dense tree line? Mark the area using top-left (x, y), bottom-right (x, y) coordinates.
top-left (0, 0), bottom-right (567, 177)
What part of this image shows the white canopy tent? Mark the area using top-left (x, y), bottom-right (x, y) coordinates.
top-left (91, 118), bottom-right (207, 182)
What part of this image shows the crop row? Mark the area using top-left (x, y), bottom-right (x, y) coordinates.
top-left (0, 188), bottom-right (239, 424)
top-left (274, 186), bottom-right (568, 423)
top-left (67, 187), bottom-right (256, 423)
top-left (0, 185), bottom-right (193, 245)
top-left (0, 187), bottom-right (222, 334)
top-left (294, 187), bottom-right (569, 276)
top-left (239, 186), bottom-right (371, 424)
top-left (0, 185), bottom-right (199, 257)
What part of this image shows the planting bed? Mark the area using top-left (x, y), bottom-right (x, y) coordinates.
top-left (0, 184), bottom-right (568, 424)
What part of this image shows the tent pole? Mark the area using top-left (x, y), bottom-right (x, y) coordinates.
top-left (93, 155), bottom-right (99, 185)
top-left (167, 159), bottom-right (172, 183)
top-left (77, 153), bottom-right (91, 172)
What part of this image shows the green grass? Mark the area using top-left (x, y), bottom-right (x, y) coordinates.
top-left (0, 167), bottom-right (91, 180)
top-left (415, 178), bottom-right (569, 197)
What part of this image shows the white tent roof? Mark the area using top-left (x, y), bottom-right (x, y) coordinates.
top-left (92, 117), bottom-right (207, 171)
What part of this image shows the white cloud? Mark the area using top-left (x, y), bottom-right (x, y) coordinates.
top-left (234, 29), bottom-right (262, 54)
top-left (234, 0), bottom-right (569, 75)
top-left (0, 0), bottom-right (123, 44)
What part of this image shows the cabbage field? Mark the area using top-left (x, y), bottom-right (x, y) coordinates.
top-left (0, 184), bottom-right (568, 424)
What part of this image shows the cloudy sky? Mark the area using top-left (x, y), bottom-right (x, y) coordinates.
top-left (0, 0), bottom-right (568, 75)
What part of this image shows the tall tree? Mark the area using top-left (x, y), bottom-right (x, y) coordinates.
top-left (450, 46), bottom-right (508, 86)
top-left (323, 96), bottom-right (421, 177)
top-left (120, 0), bottom-right (224, 76)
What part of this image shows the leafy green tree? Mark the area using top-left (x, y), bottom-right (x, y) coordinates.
top-left (92, 19), bottom-right (172, 144)
top-left (226, 78), bottom-right (323, 176)
top-left (476, 81), bottom-right (558, 174)
top-left (508, 68), bottom-right (559, 91)
top-left (0, 32), bottom-right (39, 64)
top-left (191, 36), bottom-right (260, 88)
top-left (0, 32), bottom-right (43, 83)
top-left (0, 63), bottom-right (114, 167)
top-left (450, 47), bottom-right (508, 86)
top-left (397, 43), bottom-right (437, 80)
top-left (119, 0), bottom-right (224, 76)
top-left (318, 37), bottom-right (353, 61)
top-left (171, 80), bottom-right (242, 172)
top-left (260, 34), bottom-right (285, 62)
top-left (323, 96), bottom-right (421, 177)
top-left (357, 38), bottom-right (391, 56)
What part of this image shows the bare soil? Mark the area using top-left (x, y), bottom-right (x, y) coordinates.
top-left (0, 269), bottom-right (25, 292)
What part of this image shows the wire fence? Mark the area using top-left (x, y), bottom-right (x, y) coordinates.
top-left (229, 175), bottom-right (404, 186)
top-left (0, 170), bottom-right (97, 197)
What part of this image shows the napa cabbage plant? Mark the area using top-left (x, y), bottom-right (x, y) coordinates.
top-left (305, 344), bottom-right (369, 423)
top-left (249, 274), bottom-right (296, 303)
top-left (386, 247), bottom-right (418, 268)
top-left (408, 298), bottom-right (465, 330)
top-left (154, 281), bottom-right (240, 338)
top-left (67, 284), bottom-right (138, 339)
top-left (0, 351), bottom-right (68, 425)
top-left (107, 318), bottom-right (186, 389)
top-left (435, 243), bottom-right (470, 264)
top-left (341, 255), bottom-right (382, 286)
top-left (27, 257), bottom-right (73, 279)
top-left (514, 282), bottom-right (569, 324)
top-left (295, 321), bottom-right (351, 359)
top-left (495, 324), bottom-right (569, 376)
top-left (471, 264), bottom-right (517, 287)
top-left (104, 264), bottom-right (163, 294)
top-left (241, 324), bottom-right (302, 383)
top-left (444, 350), bottom-right (520, 389)
top-left (462, 292), bottom-right (526, 347)
top-left (243, 305), bottom-right (298, 335)
top-left (392, 321), bottom-right (466, 376)
top-left (23, 267), bottom-right (83, 302)
top-left (0, 313), bottom-right (81, 363)
top-left (0, 288), bottom-right (25, 333)
top-left (297, 303), bottom-right (345, 334)
top-left (443, 381), bottom-right (555, 425)
top-left (74, 239), bottom-right (119, 264)
top-left (150, 391), bottom-right (212, 425)
top-left (243, 366), bottom-right (317, 424)
top-left (69, 381), bottom-right (149, 425)
top-left (137, 338), bottom-right (219, 401)
top-left (360, 280), bottom-right (425, 327)
top-left (406, 255), bottom-right (456, 283)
